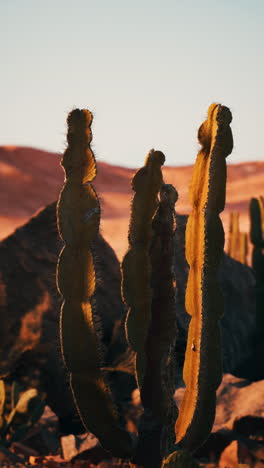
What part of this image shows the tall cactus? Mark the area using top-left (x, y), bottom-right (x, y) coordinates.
top-left (249, 196), bottom-right (264, 333)
top-left (121, 149), bottom-right (165, 390)
top-left (141, 184), bottom-right (178, 451)
top-left (122, 179), bottom-right (178, 466)
top-left (121, 150), bottom-right (168, 467)
top-left (56, 109), bottom-right (134, 458)
top-left (175, 103), bottom-right (233, 451)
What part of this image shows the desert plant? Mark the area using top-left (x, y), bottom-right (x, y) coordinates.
top-left (249, 196), bottom-right (264, 334)
top-left (174, 103), bottom-right (233, 453)
top-left (0, 379), bottom-right (45, 447)
top-left (56, 109), bottom-right (134, 459)
top-left (56, 103), bottom-right (233, 467)
top-left (227, 211), bottom-right (248, 264)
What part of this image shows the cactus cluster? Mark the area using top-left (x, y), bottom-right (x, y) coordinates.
top-left (56, 104), bottom-right (233, 466)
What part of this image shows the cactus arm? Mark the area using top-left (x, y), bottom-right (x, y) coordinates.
top-left (56, 109), bottom-right (134, 458)
top-left (140, 184), bottom-right (178, 431)
top-left (131, 185), bottom-right (179, 466)
top-left (175, 103), bottom-right (233, 451)
top-left (121, 149), bottom-right (165, 389)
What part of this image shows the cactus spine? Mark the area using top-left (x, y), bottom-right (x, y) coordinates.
top-left (175, 103), bottom-right (233, 451)
top-left (56, 109), bottom-right (134, 458)
top-left (228, 211), bottom-right (248, 264)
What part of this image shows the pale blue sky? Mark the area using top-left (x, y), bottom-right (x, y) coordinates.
top-left (1, 0), bottom-right (263, 167)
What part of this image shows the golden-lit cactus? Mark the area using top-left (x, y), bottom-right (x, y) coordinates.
top-left (175, 103), bottom-right (233, 451)
top-left (56, 109), bottom-right (134, 458)
top-left (227, 212), bottom-right (248, 264)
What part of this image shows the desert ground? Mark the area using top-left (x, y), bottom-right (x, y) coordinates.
top-left (1, 146), bottom-right (263, 261)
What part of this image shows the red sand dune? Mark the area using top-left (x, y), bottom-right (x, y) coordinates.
top-left (0, 146), bottom-right (263, 261)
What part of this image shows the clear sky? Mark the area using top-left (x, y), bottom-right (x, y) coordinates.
top-left (1, 0), bottom-right (263, 167)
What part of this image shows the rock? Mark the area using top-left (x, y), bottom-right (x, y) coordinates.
top-left (192, 375), bottom-right (264, 466)
top-left (0, 202), bottom-right (260, 434)
top-left (0, 444), bottom-right (25, 465)
top-left (214, 374), bottom-right (264, 431)
top-left (218, 439), bottom-right (254, 467)
top-left (61, 433), bottom-right (99, 461)
top-left (233, 415), bottom-right (264, 439)
top-left (11, 441), bottom-right (39, 458)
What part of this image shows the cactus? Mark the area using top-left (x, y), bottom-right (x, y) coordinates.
top-left (249, 196), bottom-right (264, 333)
top-left (140, 184), bottom-right (178, 456)
top-left (228, 211), bottom-right (248, 264)
top-left (56, 109), bottom-right (134, 459)
top-left (56, 104), bottom-right (233, 466)
top-left (122, 180), bottom-right (178, 466)
top-left (121, 149), bottom-right (165, 389)
top-left (175, 103), bottom-right (233, 452)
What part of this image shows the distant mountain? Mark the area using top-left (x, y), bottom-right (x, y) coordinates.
top-left (1, 145), bottom-right (263, 259)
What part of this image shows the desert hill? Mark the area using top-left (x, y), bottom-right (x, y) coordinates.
top-left (0, 145), bottom-right (263, 259)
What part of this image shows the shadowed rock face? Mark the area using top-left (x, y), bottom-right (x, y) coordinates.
top-left (0, 202), bottom-right (132, 432)
top-left (0, 202), bottom-right (259, 431)
top-left (174, 215), bottom-right (258, 379)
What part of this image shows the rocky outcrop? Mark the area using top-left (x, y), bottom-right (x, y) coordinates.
top-left (0, 202), bottom-right (259, 432)
top-left (0, 202), bottom-right (133, 432)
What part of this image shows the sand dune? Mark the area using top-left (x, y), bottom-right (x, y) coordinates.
top-left (0, 146), bottom-right (263, 260)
